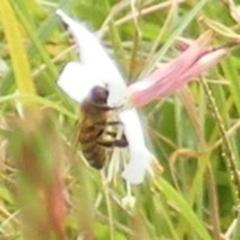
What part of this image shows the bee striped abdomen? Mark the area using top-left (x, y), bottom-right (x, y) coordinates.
top-left (82, 144), bottom-right (106, 169)
top-left (78, 123), bottom-right (107, 169)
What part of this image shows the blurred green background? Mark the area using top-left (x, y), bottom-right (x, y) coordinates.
top-left (1, 0), bottom-right (240, 239)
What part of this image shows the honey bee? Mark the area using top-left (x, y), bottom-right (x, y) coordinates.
top-left (77, 85), bottom-right (128, 169)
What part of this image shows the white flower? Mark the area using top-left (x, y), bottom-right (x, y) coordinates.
top-left (56, 9), bottom-right (157, 184)
top-left (58, 62), bottom-right (104, 103)
top-left (56, 9), bottom-right (128, 107)
top-left (119, 108), bottom-right (155, 184)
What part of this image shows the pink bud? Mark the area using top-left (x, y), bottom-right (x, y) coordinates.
top-left (128, 31), bottom-right (227, 107)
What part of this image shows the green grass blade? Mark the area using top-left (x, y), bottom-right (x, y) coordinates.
top-left (11, 1), bottom-right (58, 79)
top-left (139, 0), bottom-right (208, 78)
top-left (0, 0), bottom-right (36, 96)
top-left (156, 177), bottom-right (212, 240)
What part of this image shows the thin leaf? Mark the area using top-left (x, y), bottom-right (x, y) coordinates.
top-left (0, 0), bottom-right (36, 96)
top-left (155, 177), bottom-right (212, 240)
top-left (202, 17), bottom-right (240, 40)
top-left (139, 0), bottom-right (208, 78)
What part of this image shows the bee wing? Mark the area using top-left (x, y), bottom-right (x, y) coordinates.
top-left (56, 9), bottom-right (128, 107)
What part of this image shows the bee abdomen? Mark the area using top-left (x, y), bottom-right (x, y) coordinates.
top-left (78, 125), bottom-right (103, 144)
top-left (83, 145), bottom-right (106, 169)
top-left (79, 125), bottom-right (106, 169)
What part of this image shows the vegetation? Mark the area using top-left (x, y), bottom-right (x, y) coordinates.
top-left (0, 0), bottom-right (240, 239)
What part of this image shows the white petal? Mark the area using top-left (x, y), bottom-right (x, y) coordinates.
top-left (119, 108), bottom-right (155, 184)
top-left (57, 62), bottom-right (104, 103)
top-left (56, 9), bottom-right (128, 107)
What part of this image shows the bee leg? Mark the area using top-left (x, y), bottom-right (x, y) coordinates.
top-left (96, 141), bottom-right (113, 148)
top-left (97, 133), bottom-right (128, 148)
top-left (114, 133), bottom-right (128, 147)
top-left (89, 102), bottom-right (121, 111)
top-left (104, 131), bottom-right (118, 138)
top-left (105, 121), bottom-right (123, 126)
top-left (95, 121), bottom-right (123, 127)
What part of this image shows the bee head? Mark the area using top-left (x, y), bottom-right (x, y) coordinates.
top-left (90, 86), bottom-right (109, 104)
